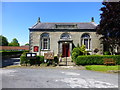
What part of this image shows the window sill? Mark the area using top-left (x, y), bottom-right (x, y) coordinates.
top-left (40, 49), bottom-right (50, 51)
top-left (86, 49), bottom-right (92, 51)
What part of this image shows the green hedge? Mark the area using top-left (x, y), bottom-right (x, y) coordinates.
top-left (75, 55), bottom-right (120, 65)
top-left (20, 55), bottom-right (44, 66)
top-left (2, 51), bottom-right (27, 59)
top-left (2, 51), bottom-right (24, 56)
top-left (20, 55), bottom-right (28, 65)
top-left (20, 54), bottom-right (59, 66)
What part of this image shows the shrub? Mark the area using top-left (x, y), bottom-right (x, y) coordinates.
top-left (39, 56), bottom-right (44, 63)
top-left (20, 52), bottom-right (44, 66)
top-left (75, 55), bottom-right (120, 65)
top-left (54, 56), bottom-right (58, 64)
top-left (20, 51), bottom-right (29, 65)
top-left (72, 47), bottom-right (83, 62)
top-left (43, 56), bottom-right (58, 66)
top-left (20, 55), bottom-right (28, 65)
top-left (72, 52), bottom-right (78, 62)
top-left (104, 51), bottom-right (111, 55)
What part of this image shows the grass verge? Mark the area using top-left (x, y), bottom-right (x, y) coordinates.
top-left (85, 65), bottom-right (120, 73)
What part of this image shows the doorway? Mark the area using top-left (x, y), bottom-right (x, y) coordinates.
top-left (62, 43), bottom-right (70, 57)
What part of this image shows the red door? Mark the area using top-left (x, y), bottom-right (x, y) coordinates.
top-left (62, 43), bottom-right (70, 57)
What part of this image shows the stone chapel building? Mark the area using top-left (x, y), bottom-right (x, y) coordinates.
top-left (29, 18), bottom-right (103, 57)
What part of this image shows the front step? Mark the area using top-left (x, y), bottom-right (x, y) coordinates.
top-left (59, 57), bottom-right (75, 66)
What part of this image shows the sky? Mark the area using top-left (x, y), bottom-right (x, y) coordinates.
top-left (1, 2), bottom-right (103, 45)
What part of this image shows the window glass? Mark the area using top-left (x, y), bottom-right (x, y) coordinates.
top-left (43, 39), bottom-right (48, 49)
top-left (40, 33), bottom-right (50, 50)
top-left (81, 34), bottom-right (91, 50)
top-left (84, 39), bottom-right (88, 49)
top-left (61, 33), bottom-right (71, 39)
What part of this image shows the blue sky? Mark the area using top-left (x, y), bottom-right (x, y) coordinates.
top-left (2, 2), bottom-right (103, 45)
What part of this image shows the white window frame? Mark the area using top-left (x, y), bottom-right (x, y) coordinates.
top-left (81, 34), bottom-right (91, 51)
top-left (40, 33), bottom-right (50, 50)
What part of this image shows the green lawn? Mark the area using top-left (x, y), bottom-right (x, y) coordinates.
top-left (85, 65), bottom-right (119, 72)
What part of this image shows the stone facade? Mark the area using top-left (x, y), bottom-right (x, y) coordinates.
top-left (29, 20), bottom-right (103, 57)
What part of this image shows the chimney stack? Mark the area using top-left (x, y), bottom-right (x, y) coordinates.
top-left (91, 17), bottom-right (94, 22)
top-left (37, 17), bottom-right (41, 23)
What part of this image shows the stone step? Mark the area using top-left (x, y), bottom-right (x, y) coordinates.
top-left (59, 61), bottom-right (75, 66)
top-left (59, 57), bottom-right (74, 66)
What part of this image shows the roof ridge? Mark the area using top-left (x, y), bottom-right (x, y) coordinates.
top-left (29, 22), bottom-right (97, 30)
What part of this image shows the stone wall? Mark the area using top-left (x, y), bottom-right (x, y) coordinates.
top-left (30, 30), bottom-right (102, 56)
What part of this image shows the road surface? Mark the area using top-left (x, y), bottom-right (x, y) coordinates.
top-left (1, 67), bottom-right (118, 88)
top-left (2, 58), bottom-right (20, 67)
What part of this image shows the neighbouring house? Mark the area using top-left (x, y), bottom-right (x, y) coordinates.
top-left (29, 18), bottom-right (103, 57)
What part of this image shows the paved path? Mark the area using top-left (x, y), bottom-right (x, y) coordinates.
top-left (1, 68), bottom-right (118, 88)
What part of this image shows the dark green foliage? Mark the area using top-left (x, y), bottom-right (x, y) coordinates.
top-left (20, 53), bottom-right (44, 66)
top-left (104, 51), bottom-right (111, 55)
top-left (2, 51), bottom-right (24, 59)
top-left (54, 56), bottom-right (59, 64)
top-left (25, 43), bottom-right (29, 46)
top-left (20, 54), bottom-right (59, 66)
top-left (75, 55), bottom-right (120, 65)
top-left (72, 52), bottom-right (78, 62)
top-left (0, 35), bottom-right (8, 46)
top-left (72, 45), bottom-right (86, 62)
top-left (8, 38), bottom-right (20, 46)
top-left (20, 55), bottom-right (28, 65)
top-left (97, 2), bottom-right (120, 54)
top-left (39, 56), bottom-right (44, 63)
top-left (20, 51), bottom-right (29, 65)
top-left (72, 47), bottom-right (83, 62)
top-left (44, 56), bottom-right (58, 66)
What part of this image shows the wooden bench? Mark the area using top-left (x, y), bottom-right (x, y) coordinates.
top-left (104, 58), bottom-right (116, 65)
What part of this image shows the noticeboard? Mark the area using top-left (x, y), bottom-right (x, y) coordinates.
top-left (44, 52), bottom-right (54, 60)
top-left (26, 53), bottom-right (37, 59)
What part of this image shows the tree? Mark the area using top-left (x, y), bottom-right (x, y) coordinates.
top-left (96, 2), bottom-right (120, 54)
top-left (0, 35), bottom-right (8, 46)
top-left (8, 38), bottom-right (20, 46)
top-left (25, 43), bottom-right (29, 46)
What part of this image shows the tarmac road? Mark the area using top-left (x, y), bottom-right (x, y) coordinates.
top-left (1, 67), bottom-right (118, 88)
top-left (2, 58), bottom-right (20, 67)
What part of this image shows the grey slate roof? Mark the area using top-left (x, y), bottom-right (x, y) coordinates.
top-left (29, 22), bottom-right (97, 30)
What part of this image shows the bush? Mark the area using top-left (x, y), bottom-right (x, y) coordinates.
top-left (39, 56), bottom-right (44, 63)
top-left (72, 52), bottom-right (78, 62)
top-left (104, 51), bottom-right (111, 55)
top-left (75, 55), bottom-right (120, 65)
top-left (54, 56), bottom-right (59, 64)
top-left (20, 52), bottom-right (44, 66)
top-left (43, 56), bottom-right (58, 66)
top-left (72, 47), bottom-right (83, 62)
top-left (20, 51), bottom-right (29, 65)
top-left (20, 55), bottom-right (28, 65)
top-left (20, 54), bottom-right (59, 66)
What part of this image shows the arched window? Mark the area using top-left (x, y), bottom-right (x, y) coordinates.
top-left (40, 33), bottom-right (50, 50)
top-left (81, 33), bottom-right (91, 50)
top-left (60, 33), bottom-right (71, 39)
